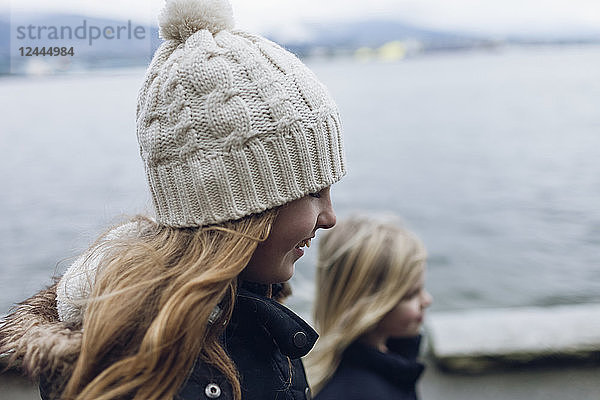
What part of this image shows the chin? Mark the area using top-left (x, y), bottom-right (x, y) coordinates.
top-left (258, 265), bottom-right (294, 284)
top-left (397, 326), bottom-right (421, 338)
top-left (275, 266), bottom-right (294, 283)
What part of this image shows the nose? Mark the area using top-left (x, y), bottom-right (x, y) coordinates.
top-left (316, 187), bottom-right (336, 230)
top-left (421, 290), bottom-right (433, 309)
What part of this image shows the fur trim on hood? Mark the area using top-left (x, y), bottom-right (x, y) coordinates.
top-left (1, 219), bottom-right (150, 378)
top-left (0, 284), bottom-right (81, 395)
top-left (56, 221), bottom-right (140, 325)
top-left (0, 218), bottom-right (155, 400)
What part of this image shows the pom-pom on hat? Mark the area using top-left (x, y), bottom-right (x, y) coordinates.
top-left (137, 0), bottom-right (346, 227)
top-left (158, 0), bottom-right (234, 41)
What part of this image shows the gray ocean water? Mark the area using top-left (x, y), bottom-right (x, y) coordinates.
top-left (1, 46), bottom-right (599, 318)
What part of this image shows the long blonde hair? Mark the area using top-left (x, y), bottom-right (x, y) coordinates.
top-left (62, 210), bottom-right (278, 400)
top-left (305, 215), bottom-right (426, 394)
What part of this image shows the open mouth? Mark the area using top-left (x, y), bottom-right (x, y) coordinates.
top-left (295, 238), bottom-right (312, 249)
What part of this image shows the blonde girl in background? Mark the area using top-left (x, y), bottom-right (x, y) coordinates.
top-left (306, 215), bottom-right (432, 400)
top-left (0, 0), bottom-right (346, 399)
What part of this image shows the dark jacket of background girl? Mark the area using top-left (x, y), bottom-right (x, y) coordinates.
top-left (314, 336), bottom-right (424, 400)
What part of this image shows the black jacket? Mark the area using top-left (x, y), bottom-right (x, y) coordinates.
top-left (177, 283), bottom-right (318, 400)
top-left (314, 336), bottom-right (425, 400)
top-left (38, 283), bottom-right (317, 400)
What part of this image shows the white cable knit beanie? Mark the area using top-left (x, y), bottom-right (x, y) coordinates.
top-left (137, 0), bottom-right (346, 227)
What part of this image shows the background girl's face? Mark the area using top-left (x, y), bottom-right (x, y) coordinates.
top-left (242, 187), bottom-right (336, 284)
top-left (376, 272), bottom-right (433, 338)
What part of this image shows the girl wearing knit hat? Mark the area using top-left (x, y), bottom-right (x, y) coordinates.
top-left (0, 0), bottom-right (346, 399)
top-left (305, 215), bottom-right (432, 400)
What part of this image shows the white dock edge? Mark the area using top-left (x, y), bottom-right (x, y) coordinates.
top-left (425, 304), bottom-right (600, 372)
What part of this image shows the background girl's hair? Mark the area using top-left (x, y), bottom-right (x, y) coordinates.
top-left (62, 210), bottom-right (278, 400)
top-left (305, 214), bottom-right (427, 394)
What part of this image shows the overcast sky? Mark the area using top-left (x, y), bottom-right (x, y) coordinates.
top-left (4, 0), bottom-right (600, 36)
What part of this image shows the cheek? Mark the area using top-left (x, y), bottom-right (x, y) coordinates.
top-left (393, 305), bottom-right (415, 324)
top-left (405, 300), bottom-right (424, 322)
top-left (381, 301), bottom-right (422, 332)
top-left (274, 200), bottom-right (318, 241)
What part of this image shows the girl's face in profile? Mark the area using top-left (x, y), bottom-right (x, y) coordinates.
top-left (243, 187), bottom-right (336, 284)
top-left (377, 272), bottom-right (433, 339)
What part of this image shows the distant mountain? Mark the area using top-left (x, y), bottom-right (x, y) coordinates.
top-left (0, 16), bottom-right (8, 44)
top-left (0, 15), bottom-right (9, 74)
top-left (294, 20), bottom-right (472, 46)
top-left (268, 19), bottom-right (600, 57)
top-left (268, 19), bottom-right (498, 56)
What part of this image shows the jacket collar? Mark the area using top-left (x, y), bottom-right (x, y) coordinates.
top-left (229, 282), bottom-right (318, 359)
top-left (343, 339), bottom-right (424, 388)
